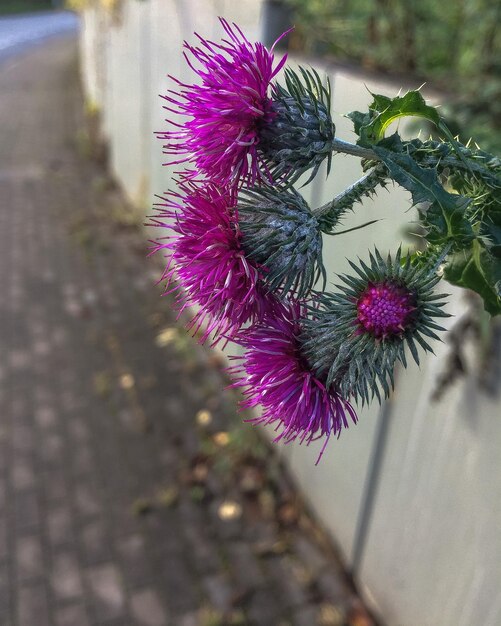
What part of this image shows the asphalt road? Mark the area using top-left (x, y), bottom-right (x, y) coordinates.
top-left (0, 10), bottom-right (78, 62)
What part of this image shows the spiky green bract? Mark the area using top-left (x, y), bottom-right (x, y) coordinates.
top-left (300, 249), bottom-right (451, 404)
top-left (237, 185), bottom-right (326, 298)
top-left (258, 66), bottom-right (335, 186)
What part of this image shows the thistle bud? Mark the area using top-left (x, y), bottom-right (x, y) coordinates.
top-left (238, 186), bottom-right (325, 297)
top-left (258, 67), bottom-right (336, 184)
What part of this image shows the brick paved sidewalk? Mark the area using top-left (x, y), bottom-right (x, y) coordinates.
top-left (0, 36), bottom-right (376, 626)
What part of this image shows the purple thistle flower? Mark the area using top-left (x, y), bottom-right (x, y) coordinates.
top-left (159, 18), bottom-right (287, 190)
top-left (149, 181), bottom-right (281, 343)
top-left (230, 305), bottom-right (358, 464)
top-left (301, 248), bottom-right (450, 403)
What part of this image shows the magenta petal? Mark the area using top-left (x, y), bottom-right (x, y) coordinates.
top-left (158, 18), bottom-right (287, 190)
top-left (149, 181), bottom-right (282, 343)
top-left (230, 305), bottom-right (358, 462)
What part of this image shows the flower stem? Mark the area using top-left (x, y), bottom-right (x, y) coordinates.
top-left (331, 138), bottom-right (501, 188)
top-left (330, 138), bottom-right (378, 161)
top-left (314, 168), bottom-right (386, 233)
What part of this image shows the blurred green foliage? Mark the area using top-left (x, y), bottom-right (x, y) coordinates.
top-left (285, 0), bottom-right (501, 152)
top-left (0, 0), bottom-right (54, 14)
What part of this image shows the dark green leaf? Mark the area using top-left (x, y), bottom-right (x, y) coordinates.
top-left (348, 90), bottom-right (441, 147)
top-left (444, 241), bottom-right (501, 315)
top-left (373, 146), bottom-right (473, 244)
top-left (478, 188), bottom-right (501, 257)
top-left (480, 220), bottom-right (501, 258)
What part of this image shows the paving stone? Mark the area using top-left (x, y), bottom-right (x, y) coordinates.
top-left (316, 569), bottom-right (352, 607)
top-left (74, 484), bottom-right (103, 519)
top-left (71, 445), bottom-right (94, 476)
top-left (0, 562), bottom-right (11, 614)
top-left (67, 417), bottom-right (90, 444)
top-left (35, 406), bottom-right (58, 430)
top-left (246, 586), bottom-right (281, 626)
top-left (16, 535), bottom-right (44, 581)
top-left (79, 520), bottom-right (112, 565)
top-left (86, 563), bottom-right (126, 621)
top-left (194, 536), bottom-right (225, 577)
top-left (12, 457), bottom-right (36, 490)
top-left (11, 424), bottom-right (35, 453)
top-left (226, 542), bottom-right (263, 592)
top-left (116, 534), bottom-right (152, 588)
top-left (54, 603), bottom-right (91, 626)
top-left (17, 584), bottom-right (51, 626)
top-left (182, 525), bottom-right (222, 576)
top-left (47, 505), bottom-right (73, 547)
top-left (14, 491), bottom-right (40, 532)
top-left (130, 589), bottom-right (168, 626)
top-left (177, 612), bottom-right (198, 626)
top-left (0, 520), bottom-right (7, 560)
top-left (292, 604), bottom-right (320, 626)
top-left (51, 552), bottom-right (84, 601)
top-left (39, 434), bottom-right (65, 468)
top-left (202, 574), bottom-right (234, 613)
top-left (266, 555), bottom-right (310, 610)
top-left (292, 534), bottom-right (330, 576)
top-left (161, 556), bottom-right (200, 615)
top-left (43, 471), bottom-right (70, 503)
top-left (0, 446), bottom-right (8, 473)
top-left (159, 554), bottom-right (200, 616)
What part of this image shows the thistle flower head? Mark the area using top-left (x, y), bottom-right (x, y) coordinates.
top-left (237, 186), bottom-right (325, 297)
top-left (159, 18), bottom-right (287, 189)
top-left (230, 304), bottom-right (357, 464)
top-left (301, 249), bottom-right (451, 403)
top-left (356, 281), bottom-right (416, 338)
top-left (259, 67), bottom-right (336, 185)
top-left (149, 181), bottom-right (281, 343)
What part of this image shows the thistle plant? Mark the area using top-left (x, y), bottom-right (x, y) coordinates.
top-left (151, 19), bottom-right (501, 462)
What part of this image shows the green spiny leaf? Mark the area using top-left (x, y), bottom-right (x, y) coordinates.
top-left (348, 90), bottom-right (441, 147)
top-left (373, 146), bottom-right (473, 245)
top-left (444, 240), bottom-right (501, 315)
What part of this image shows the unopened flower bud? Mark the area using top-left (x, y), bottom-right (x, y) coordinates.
top-left (258, 67), bottom-right (336, 184)
top-left (238, 186), bottom-right (325, 297)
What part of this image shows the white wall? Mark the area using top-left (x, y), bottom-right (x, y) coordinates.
top-left (79, 3), bottom-right (501, 625)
